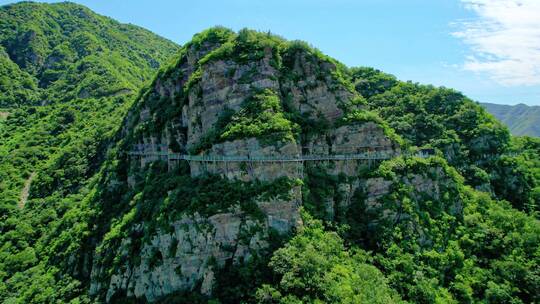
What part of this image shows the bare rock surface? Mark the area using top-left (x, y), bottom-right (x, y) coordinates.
top-left (91, 32), bottom-right (405, 302)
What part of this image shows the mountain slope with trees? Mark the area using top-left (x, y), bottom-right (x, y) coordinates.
top-left (351, 67), bottom-right (539, 213)
top-left (0, 1), bottom-right (179, 107)
top-left (0, 5), bottom-right (538, 304)
top-left (0, 1), bottom-right (179, 212)
top-left (0, 3), bottom-right (179, 291)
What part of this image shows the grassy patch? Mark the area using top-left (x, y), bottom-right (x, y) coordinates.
top-left (220, 89), bottom-right (299, 144)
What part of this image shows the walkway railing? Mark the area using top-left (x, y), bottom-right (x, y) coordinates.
top-left (126, 150), bottom-right (427, 162)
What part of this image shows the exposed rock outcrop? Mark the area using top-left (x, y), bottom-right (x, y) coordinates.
top-left (90, 29), bottom-right (402, 302)
top-left (91, 187), bottom-right (302, 302)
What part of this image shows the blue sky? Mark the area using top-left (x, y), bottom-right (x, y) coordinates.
top-left (2, 0), bottom-right (539, 105)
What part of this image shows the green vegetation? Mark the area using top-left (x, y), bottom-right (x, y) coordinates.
top-left (220, 89), bottom-right (299, 144)
top-left (90, 159), bottom-right (299, 294)
top-left (301, 155), bottom-right (539, 303)
top-left (352, 68), bottom-right (539, 213)
top-left (0, 1), bottom-right (178, 211)
top-left (256, 213), bottom-right (402, 304)
top-left (0, 46), bottom-right (40, 107)
top-left (494, 136), bottom-right (540, 212)
top-left (0, 1), bottom-right (178, 107)
top-left (190, 89), bottom-right (300, 153)
top-left (0, 17), bottom-right (538, 304)
top-left (0, 96), bottom-right (134, 215)
top-left (372, 184), bottom-right (540, 303)
top-left (0, 2), bottom-right (178, 303)
top-left (198, 28), bottom-right (284, 67)
top-left (351, 67), bottom-right (398, 98)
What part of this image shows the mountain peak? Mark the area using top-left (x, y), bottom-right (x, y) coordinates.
top-left (0, 1), bottom-right (179, 106)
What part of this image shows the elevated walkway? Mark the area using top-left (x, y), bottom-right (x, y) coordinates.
top-left (127, 150), bottom-right (430, 162)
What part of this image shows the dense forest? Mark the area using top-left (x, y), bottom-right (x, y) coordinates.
top-left (0, 1), bottom-right (179, 213)
top-left (0, 2), bottom-right (538, 304)
top-left (0, 3), bottom-right (179, 301)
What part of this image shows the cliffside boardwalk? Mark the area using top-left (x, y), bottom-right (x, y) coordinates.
top-left (127, 150), bottom-right (402, 162)
top-left (127, 144), bottom-right (433, 164)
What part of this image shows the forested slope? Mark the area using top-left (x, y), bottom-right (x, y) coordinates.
top-left (0, 4), bottom-right (179, 299)
top-left (351, 67), bottom-right (539, 213)
top-left (0, 2), bottom-right (179, 214)
top-left (0, 1), bottom-right (178, 107)
top-left (0, 6), bottom-right (538, 304)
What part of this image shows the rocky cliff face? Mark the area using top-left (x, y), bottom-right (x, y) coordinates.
top-left (87, 28), bottom-right (430, 302)
top-left (92, 196), bottom-right (300, 302)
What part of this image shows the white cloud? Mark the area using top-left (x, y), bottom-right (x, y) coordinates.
top-left (453, 0), bottom-right (540, 86)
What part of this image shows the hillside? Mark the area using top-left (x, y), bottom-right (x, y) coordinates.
top-left (0, 1), bottom-right (179, 107)
top-left (0, 2), bottom-right (539, 301)
top-left (481, 102), bottom-right (540, 137)
top-left (0, 2), bottom-right (178, 237)
top-left (0, 25), bottom-right (537, 304)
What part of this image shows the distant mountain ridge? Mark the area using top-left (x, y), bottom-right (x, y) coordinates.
top-left (482, 102), bottom-right (540, 137)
